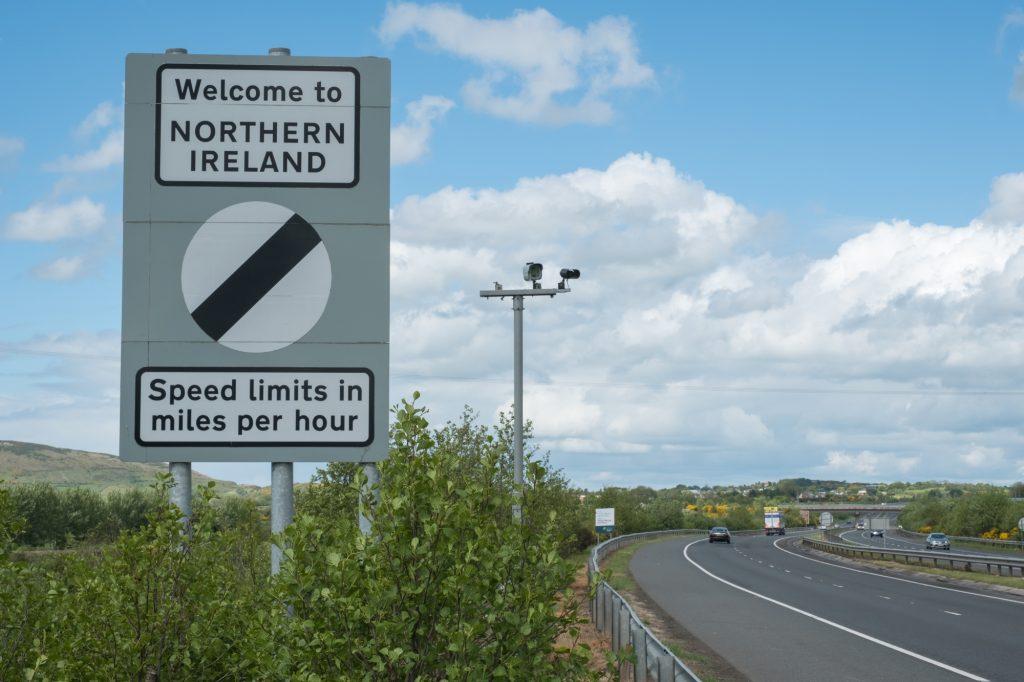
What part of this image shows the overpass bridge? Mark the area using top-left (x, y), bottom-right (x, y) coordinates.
top-left (794, 503), bottom-right (905, 512)
top-left (793, 502), bottom-right (904, 524)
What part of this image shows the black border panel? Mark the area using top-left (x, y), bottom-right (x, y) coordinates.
top-left (135, 366), bottom-right (374, 447)
top-left (155, 64), bottom-right (361, 188)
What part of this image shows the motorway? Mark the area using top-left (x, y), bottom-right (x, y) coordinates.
top-left (837, 528), bottom-right (1023, 559)
top-left (630, 532), bottom-right (1024, 681)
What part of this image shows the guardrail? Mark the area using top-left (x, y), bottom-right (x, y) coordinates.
top-left (588, 528), bottom-right (769, 681)
top-left (589, 530), bottom-right (702, 682)
top-left (892, 528), bottom-right (1023, 551)
top-left (802, 535), bottom-right (1024, 578)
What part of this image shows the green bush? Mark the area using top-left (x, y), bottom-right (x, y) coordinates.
top-left (0, 397), bottom-right (595, 680)
top-left (106, 486), bottom-right (162, 533)
top-left (255, 396), bottom-right (592, 679)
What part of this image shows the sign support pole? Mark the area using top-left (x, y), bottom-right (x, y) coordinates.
top-left (168, 461), bottom-right (192, 528)
top-left (358, 463), bottom-right (380, 535)
top-left (270, 461), bottom-right (293, 575)
top-left (512, 295), bottom-right (524, 523)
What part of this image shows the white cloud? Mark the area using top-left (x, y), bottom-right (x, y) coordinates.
top-left (384, 159), bottom-right (1024, 487)
top-left (960, 445), bottom-right (1005, 468)
top-left (392, 95), bottom-right (454, 164)
top-left (18, 151), bottom-right (1024, 487)
top-left (0, 332), bottom-right (120, 455)
top-left (44, 129), bottom-right (123, 173)
top-left (4, 197), bottom-right (105, 242)
top-left (393, 152), bottom-right (755, 276)
top-left (31, 255), bottom-right (87, 281)
top-left (379, 3), bottom-right (654, 125)
top-left (823, 450), bottom-right (920, 477)
top-left (74, 101), bottom-right (118, 140)
top-left (0, 136), bottom-right (24, 159)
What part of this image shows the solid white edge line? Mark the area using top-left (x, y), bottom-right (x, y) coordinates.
top-left (773, 537), bottom-right (1024, 606)
top-left (944, 611), bottom-right (962, 616)
top-left (683, 539), bottom-right (988, 681)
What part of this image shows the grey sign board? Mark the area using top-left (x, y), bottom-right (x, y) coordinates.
top-left (120, 52), bottom-right (389, 463)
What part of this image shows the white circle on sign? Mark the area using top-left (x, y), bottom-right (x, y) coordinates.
top-left (181, 201), bottom-right (331, 353)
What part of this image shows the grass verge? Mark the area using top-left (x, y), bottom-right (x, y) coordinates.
top-left (863, 557), bottom-right (1024, 590)
top-left (600, 539), bottom-right (659, 593)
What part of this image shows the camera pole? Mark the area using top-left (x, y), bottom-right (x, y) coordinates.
top-left (481, 264), bottom-right (580, 524)
top-left (512, 295), bottom-right (524, 521)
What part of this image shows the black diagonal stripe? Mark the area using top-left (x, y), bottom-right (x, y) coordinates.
top-left (190, 214), bottom-right (322, 341)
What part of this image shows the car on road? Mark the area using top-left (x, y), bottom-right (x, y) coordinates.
top-left (869, 529), bottom-right (884, 537)
top-left (708, 527), bottom-right (731, 543)
top-left (856, 522), bottom-right (865, 530)
top-left (924, 532), bottom-right (951, 550)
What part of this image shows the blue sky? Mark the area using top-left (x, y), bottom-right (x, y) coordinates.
top-left (4, 2), bottom-right (1024, 487)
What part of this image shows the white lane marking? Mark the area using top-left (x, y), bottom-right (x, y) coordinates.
top-left (833, 584), bottom-right (844, 588)
top-left (944, 610), bottom-right (962, 616)
top-left (684, 539), bottom-right (988, 681)
top-left (772, 538), bottom-right (1024, 606)
top-left (769, 564), bottom-right (775, 568)
top-left (785, 569), bottom-right (791, 573)
top-left (803, 576), bottom-right (813, 580)
top-left (880, 595), bottom-right (891, 600)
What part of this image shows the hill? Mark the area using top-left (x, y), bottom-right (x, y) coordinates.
top-left (0, 440), bottom-right (257, 496)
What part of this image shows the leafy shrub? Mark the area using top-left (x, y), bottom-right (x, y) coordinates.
top-left (0, 397), bottom-right (595, 680)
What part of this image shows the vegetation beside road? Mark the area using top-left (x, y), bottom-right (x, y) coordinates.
top-left (899, 488), bottom-right (1024, 541)
top-left (0, 395), bottom-right (598, 680)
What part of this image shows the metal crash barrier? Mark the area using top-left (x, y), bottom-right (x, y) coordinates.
top-left (803, 535), bottom-right (1024, 578)
top-left (587, 528), bottom-right (765, 681)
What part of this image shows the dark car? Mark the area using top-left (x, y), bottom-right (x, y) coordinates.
top-left (869, 529), bottom-right (884, 537)
top-left (709, 527), bottom-right (731, 544)
top-left (925, 533), bottom-right (951, 550)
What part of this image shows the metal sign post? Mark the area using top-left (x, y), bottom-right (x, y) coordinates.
top-left (120, 47), bottom-right (390, 575)
top-left (1018, 517), bottom-right (1024, 553)
top-left (168, 460), bottom-right (192, 528)
top-left (481, 265), bottom-right (579, 522)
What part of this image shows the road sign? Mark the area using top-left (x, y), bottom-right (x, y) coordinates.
top-left (181, 201), bottom-right (330, 352)
top-left (120, 52), bottom-right (390, 463)
top-left (595, 507), bottom-right (615, 534)
top-left (156, 64), bottom-right (358, 186)
top-left (820, 511), bottom-right (833, 527)
top-left (1018, 517), bottom-right (1024, 532)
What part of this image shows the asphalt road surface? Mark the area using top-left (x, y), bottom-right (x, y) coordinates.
top-left (630, 532), bottom-right (1024, 681)
top-left (838, 529), bottom-right (1023, 560)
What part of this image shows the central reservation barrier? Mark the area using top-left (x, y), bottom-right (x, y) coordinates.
top-left (804, 534), bottom-right (1024, 578)
top-left (891, 528), bottom-right (1024, 552)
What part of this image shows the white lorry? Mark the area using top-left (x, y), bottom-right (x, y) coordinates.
top-left (764, 506), bottom-right (786, 536)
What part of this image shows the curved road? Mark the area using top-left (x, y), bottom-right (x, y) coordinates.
top-left (838, 529), bottom-right (1023, 559)
top-left (630, 532), bottom-right (1024, 681)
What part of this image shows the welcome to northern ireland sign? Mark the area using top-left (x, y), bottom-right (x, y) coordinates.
top-left (157, 64), bottom-right (359, 187)
top-left (120, 52), bottom-right (390, 463)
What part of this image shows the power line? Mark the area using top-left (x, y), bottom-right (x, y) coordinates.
top-left (4, 346), bottom-right (1024, 397)
top-left (391, 373), bottom-right (1024, 397)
